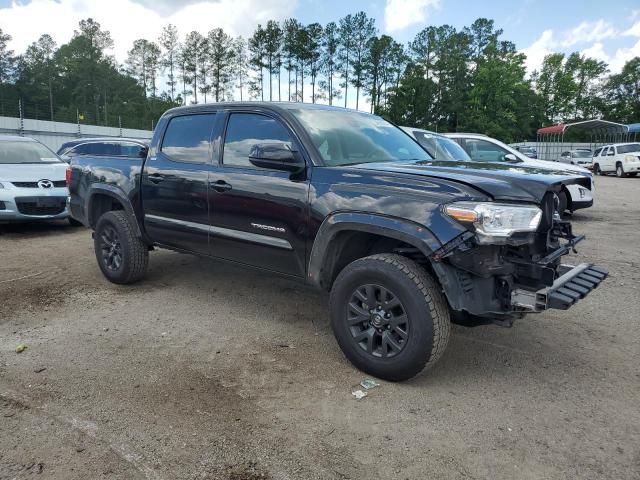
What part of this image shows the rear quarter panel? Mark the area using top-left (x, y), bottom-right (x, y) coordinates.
top-left (68, 155), bottom-right (143, 226)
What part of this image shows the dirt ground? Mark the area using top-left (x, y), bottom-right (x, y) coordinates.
top-left (1, 175), bottom-right (638, 480)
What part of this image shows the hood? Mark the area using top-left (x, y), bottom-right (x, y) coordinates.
top-left (351, 160), bottom-right (592, 203)
top-left (516, 157), bottom-right (591, 174)
top-left (0, 162), bottom-right (67, 182)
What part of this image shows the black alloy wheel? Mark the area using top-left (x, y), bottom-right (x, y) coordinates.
top-left (347, 284), bottom-right (409, 359)
top-left (94, 210), bottom-right (149, 284)
top-left (99, 224), bottom-right (123, 272)
top-left (329, 254), bottom-right (451, 381)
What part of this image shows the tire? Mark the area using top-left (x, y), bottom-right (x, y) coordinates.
top-left (94, 210), bottom-right (149, 284)
top-left (594, 164), bottom-right (602, 176)
top-left (616, 163), bottom-right (627, 178)
top-left (557, 190), bottom-right (568, 215)
top-left (68, 217), bottom-right (83, 227)
top-left (329, 254), bottom-right (450, 381)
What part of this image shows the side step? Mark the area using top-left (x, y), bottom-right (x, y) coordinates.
top-left (511, 264), bottom-right (608, 312)
top-left (545, 264), bottom-right (608, 310)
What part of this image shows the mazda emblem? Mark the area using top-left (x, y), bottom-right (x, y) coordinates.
top-left (38, 179), bottom-right (53, 189)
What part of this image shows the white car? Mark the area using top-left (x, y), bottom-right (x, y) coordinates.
top-left (443, 133), bottom-right (594, 214)
top-left (558, 149), bottom-right (593, 169)
top-left (0, 135), bottom-right (72, 223)
top-left (400, 127), bottom-right (471, 161)
top-left (592, 143), bottom-right (640, 178)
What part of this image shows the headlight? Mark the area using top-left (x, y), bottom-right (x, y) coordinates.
top-left (444, 202), bottom-right (542, 243)
top-left (625, 155), bottom-right (638, 163)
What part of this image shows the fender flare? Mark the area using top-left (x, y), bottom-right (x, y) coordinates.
top-left (307, 212), bottom-right (442, 289)
top-left (86, 184), bottom-right (143, 238)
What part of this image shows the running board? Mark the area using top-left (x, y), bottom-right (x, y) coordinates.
top-left (511, 264), bottom-right (608, 312)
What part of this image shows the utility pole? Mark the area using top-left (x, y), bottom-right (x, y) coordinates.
top-left (18, 99), bottom-right (24, 136)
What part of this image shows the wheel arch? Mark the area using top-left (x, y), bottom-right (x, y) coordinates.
top-left (87, 185), bottom-right (142, 238)
top-left (307, 212), bottom-right (442, 290)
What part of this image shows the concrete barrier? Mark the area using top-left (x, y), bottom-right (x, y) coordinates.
top-left (0, 116), bottom-right (153, 151)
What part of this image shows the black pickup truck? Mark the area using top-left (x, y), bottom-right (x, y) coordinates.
top-left (68, 103), bottom-right (607, 381)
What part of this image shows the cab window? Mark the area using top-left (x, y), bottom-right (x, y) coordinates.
top-left (223, 113), bottom-right (293, 168)
top-left (161, 114), bottom-right (216, 163)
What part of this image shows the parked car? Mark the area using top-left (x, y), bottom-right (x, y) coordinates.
top-left (57, 137), bottom-right (149, 162)
top-left (0, 135), bottom-right (74, 224)
top-left (445, 133), bottom-right (594, 214)
top-left (592, 143), bottom-right (640, 177)
top-left (68, 103), bottom-right (607, 381)
top-left (558, 149), bottom-right (593, 168)
top-left (401, 127), bottom-right (472, 161)
top-left (515, 145), bottom-right (538, 158)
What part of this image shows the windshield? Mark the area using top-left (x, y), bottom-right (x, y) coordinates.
top-left (290, 109), bottom-right (431, 166)
top-left (617, 144), bottom-right (640, 154)
top-left (572, 150), bottom-right (592, 158)
top-left (0, 141), bottom-right (62, 164)
top-left (412, 131), bottom-right (471, 161)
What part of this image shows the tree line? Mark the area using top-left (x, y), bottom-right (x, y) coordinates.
top-left (0, 15), bottom-right (638, 140)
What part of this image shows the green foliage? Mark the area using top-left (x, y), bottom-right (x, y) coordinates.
top-left (603, 57), bottom-right (640, 123)
top-left (2, 15), bottom-right (639, 140)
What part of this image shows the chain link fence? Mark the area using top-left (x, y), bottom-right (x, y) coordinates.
top-left (0, 99), bottom-right (156, 131)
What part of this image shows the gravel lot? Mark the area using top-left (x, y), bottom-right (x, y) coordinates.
top-left (1, 175), bottom-right (638, 480)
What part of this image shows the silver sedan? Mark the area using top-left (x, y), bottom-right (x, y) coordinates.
top-left (0, 135), bottom-right (71, 223)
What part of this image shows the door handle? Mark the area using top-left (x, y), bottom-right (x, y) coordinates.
top-left (210, 180), bottom-right (232, 192)
top-left (148, 173), bottom-right (164, 184)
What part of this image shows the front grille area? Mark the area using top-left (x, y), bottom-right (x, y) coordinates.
top-left (12, 180), bottom-right (66, 188)
top-left (15, 197), bottom-right (66, 216)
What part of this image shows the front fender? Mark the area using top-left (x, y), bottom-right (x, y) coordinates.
top-left (307, 212), bottom-right (442, 288)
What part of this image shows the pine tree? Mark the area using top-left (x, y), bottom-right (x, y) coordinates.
top-left (249, 25), bottom-right (267, 101)
top-left (159, 24), bottom-right (179, 101)
top-left (349, 12), bottom-right (376, 110)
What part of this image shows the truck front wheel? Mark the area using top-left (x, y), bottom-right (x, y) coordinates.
top-left (329, 254), bottom-right (450, 381)
top-left (94, 211), bottom-right (149, 284)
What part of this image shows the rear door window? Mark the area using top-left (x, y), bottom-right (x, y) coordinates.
top-left (161, 114), bottom-right (217, 163)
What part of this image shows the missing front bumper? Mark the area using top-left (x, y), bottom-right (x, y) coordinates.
top-left (511, 263), bottom-right (608, 312)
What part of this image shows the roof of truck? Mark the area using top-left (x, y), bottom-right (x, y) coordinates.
top-left (163, 101), bottom-right (370, 117)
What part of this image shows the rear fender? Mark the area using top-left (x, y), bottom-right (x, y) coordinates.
top-left (87, 184), bottom-right (145, 240)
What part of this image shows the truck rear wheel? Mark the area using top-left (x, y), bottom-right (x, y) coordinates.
top-left (94, 210), bottom-right (148, 284)
top-left (329, 254), bottom-right (450, 381)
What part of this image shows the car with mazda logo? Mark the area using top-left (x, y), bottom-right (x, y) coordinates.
top-left (67, 103), bottom-right (608, 381)
top-left (0, 135), bottom-right (74, 224)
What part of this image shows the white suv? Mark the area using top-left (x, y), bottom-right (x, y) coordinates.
top-left (444, 133), bottom-right (594, 214)
top-left (592, 143), bottom-right (640, 178)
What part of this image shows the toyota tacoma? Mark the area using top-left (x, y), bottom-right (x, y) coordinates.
top-left (67, 103), bottom-right (607, 381)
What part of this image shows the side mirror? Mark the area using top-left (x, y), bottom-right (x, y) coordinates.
top-left (607, 151), bottom-right (615, 156)
top-left (249, 143), bottom-right (304, 173)
top-left (504, 153), bottom-right (521, 163)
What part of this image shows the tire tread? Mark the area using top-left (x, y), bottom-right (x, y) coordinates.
top-left (95, 210), bottom-right (148, 284)
top-left (330, 253), bottom-right (450, 380)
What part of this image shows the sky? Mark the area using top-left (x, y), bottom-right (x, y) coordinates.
top-left (1, 0), bottom-right (639, 82)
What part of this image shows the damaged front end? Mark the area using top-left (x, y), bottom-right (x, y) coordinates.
top-left (431, 192), bottom-right (608, 321)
